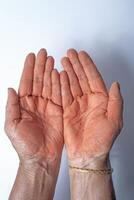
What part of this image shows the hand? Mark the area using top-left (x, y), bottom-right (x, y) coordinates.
top-left (60, 49), bottom-right (123, 168)
top-left (5, 49), bottom-right (63, 168)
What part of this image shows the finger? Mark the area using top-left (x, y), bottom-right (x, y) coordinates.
top-left (5, 88), bottom-right (20, 126)
top-left (42, 56), bottom-right (54, 99)
top-left (67, 49), bottom-right (91, 94)
top-left (107, 82), bottom-right (123, 128)
top-left (33, 49), bottom-right (47, 96)
top-left (60, 71), bottom-right (73, 109)
top-left (19, 53), bottom-right (35, 97)
top-left (78, 51), bottom-right (108, 95)
top-left (61, 57), bottom-right (82, 98)
top-left (51, 69), bottom-right (61, 106)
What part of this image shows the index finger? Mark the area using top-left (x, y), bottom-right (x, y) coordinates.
top-left (18, 53), bottom-right (35, 97)
top-left (78, 51), bottom-right (108, 95)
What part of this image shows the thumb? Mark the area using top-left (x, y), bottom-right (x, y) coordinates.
top-left (107, 82), bottom-right (123, 129)
top-left (5, 88), bottom-right (20, 132)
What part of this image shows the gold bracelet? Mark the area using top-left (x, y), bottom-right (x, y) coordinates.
top-left (69, 166), bottom-right (113, 175)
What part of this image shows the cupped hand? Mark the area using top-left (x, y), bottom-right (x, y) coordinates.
top-left (5, 49), bottom-right (63, 166)
top-left (60, 49), bottom-right (123, 168)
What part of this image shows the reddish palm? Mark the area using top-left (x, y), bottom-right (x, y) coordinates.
top-left (5, 49), bottom-right (63, 165)
top-left (60, 49), bottom-right (123, 167)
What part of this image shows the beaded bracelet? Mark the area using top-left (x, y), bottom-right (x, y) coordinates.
top-left (69, 166), bottom-right (113, 175)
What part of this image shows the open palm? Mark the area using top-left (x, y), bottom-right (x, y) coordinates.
top-left (5, 49), bottom-right (63, 164)
top-left (60, 49), bottom-right (123, 166)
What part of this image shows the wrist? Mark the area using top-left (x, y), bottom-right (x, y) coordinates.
top-left (19, 156), bottom-right (61, 177)
top-left (68, 155), bottom-right (115, 200)
top-left (10, 159), bottom-right (59, 200)
top-left (69, 154), bottom-right (110, 170)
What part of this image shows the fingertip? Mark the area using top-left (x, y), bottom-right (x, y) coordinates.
top-left (47, 55), bottom-right (54, 60)
top-left (79, 50), bottom-right (86, 55)
top-left (39, 48), bottom-right (47, 53)
top-left (37, 48), bottom-right (47, 57)
top-left (25, 53), bottom-right (35, 65)
top-left (60, 70), bottom-right (66, 75)
top-left (7, 88), bottom-right (18, 105)
top-left (61, 57), bottom-right (69, 65)
top-left (108, 81), bottom-right (123, 127)
top-left (60, 71), bottom-right (68, 81)
top-left (110, 81), bottom-right (120, 90)
top-left (78, 51), bottom-right (87, 62)
top-left (114, 81), bottom-right (120, 90)
top-left (47, 56), bottom-right (55, 63)
top-left (52, 68), bottom-right (59, 77)
top-left (67, 48), bottom-right (77, 57)
top-left (53, 68), bottom-right (58, 72)
top-left (27, 52), bottom-right (35, 59)
top-left (8, 87), bottom-right (12, 92)
top-left (8, 88), bottom-right (12, 96)
top-left (109, 81), bottom-right (122, 98)
top-left (60, 70), bottom-right (64, 75)
top-left (79, 50), bottom-right (86, 56)
top-left (45, 56), bottom-right (54, 71)
top-left (78, 50), bottom-right (91, 60)
top-left (8, 88), bottom-right (16, 95)
top-left (79, 50), bottom-right (94, 63)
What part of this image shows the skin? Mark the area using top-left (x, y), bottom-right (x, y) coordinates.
top-left (4, 48), bottom-right (123, 199)
top-left (60, 49), bottom-right (123, 200)
top-left (5, 49), bottom-right (63, 200)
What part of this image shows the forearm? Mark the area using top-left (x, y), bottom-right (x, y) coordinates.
top-left (69, 157), bottom-right (116, 200)
top-left (9, 160), bottom-right (60, 200)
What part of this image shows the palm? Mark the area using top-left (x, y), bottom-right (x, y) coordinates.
top-left (12, 96), bottom-right (62, 161)
top-left (64, 93), bottom-right (117, 160)
top-left (61, 49), bottom-right (123, 163)
top-left (5, 49), bottom-right (63, 163)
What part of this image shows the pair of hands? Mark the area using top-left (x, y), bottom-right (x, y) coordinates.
top-left (5, 48), bottom-right (123, 171)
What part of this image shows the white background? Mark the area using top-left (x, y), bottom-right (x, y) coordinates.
top-left (0, 0), bottom-right (134, 199)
